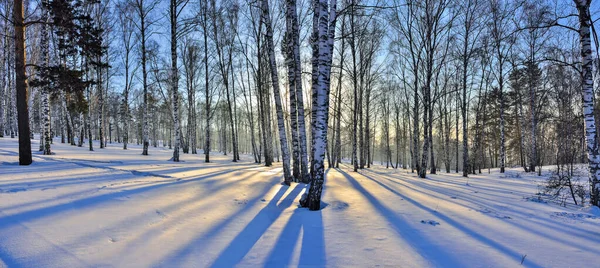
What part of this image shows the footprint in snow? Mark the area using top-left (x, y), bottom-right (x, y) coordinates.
top-left (0, 188), bottom-right (27, 193)
top-left (155, 210), bottom-right (167, 219)
top-left (234, 199), bottom-right (249, 205)
top-left (329, 201), bottom-right (350, 211)
top-left (421, 220), bottom-right (440, 226)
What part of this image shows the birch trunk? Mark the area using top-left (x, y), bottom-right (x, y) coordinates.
top-left (262, 0), bottom-right (292, 184)
top-left (122, 71), bottom-right (130, 149)
top-left (528, 66), bottom-right (538, 173)
top-left (419, 89), bottom-right (429, 178)
top-left (65, 97), bottom-right (74, 145)
top-left (39, 3), bottom-right (51, 154)
top-left (9, 46), bottom-right (16, 139)
top-left (365, 81), bottom-right (372, 169)
top-left (499, 67), bottom-right (505, 173)
top-left (0, 25), bottom-right (5, 138)
top-left (350, 2), bottom-right (359, 172)
top-left (304, 0), bottom-right (336, 211)
top-left (38, 90), bottom-right (44, 151)
top-left (40, 79), bottom-right (51, 154)
top-left (139, 1), bottom-right (150, 156)
top-left (333, 23), bottom-right (345, 168)
top-left (241, 55), bottom-right (258, 162)
top-left (201, 0), bottom-right (211, 162)
top-left (78, 114), bottom-right (84, 147)
top-left (170, 0), bottom-right (181, 162)
top-left (286, 0), bottom-right (310, 182)
top-left (87, 85), bottom-right (93, 151)
top-left (461, 52), bottom-right (469, 178)
top-left (455, 85), bottom-right (459, 173)
top-left (517, 90), bottom-right (528, 171)
top-left (285, 26), bottom-right (301, 178)
top-left (60, 105), bottom-right (65, 143)
top-left (574, 0), bottom-right (600, 206)
top-left (184, 44), bottom-right (198, 154)
top-left (444, 93), bottom-right (450, 172)
top-left (98, 64), bottom-right (105, 149)
top-left (230, 60), bottom-right (240, 161)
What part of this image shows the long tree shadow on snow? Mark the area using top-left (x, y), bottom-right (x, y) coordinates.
top-left (262, 198), bottom-right (326, 267)
top-left (0, 165), bottom-right (252, 214)
top-left (338, 168), bottom-right (467, 267)
top-left (345, 169), bottom-right (545, 268)
top-left (360, 168), bottom-right (600, 254)
top-left (0, 167), bottom-right (250, 267)
top-left (263, 170), bottom-right (329, 267)
top-left (152, 179), bottom-right (284, 266)
top-left (208, 183), bottom-right (306, 267)
top-left (61, 172), bottom-right (265, 256)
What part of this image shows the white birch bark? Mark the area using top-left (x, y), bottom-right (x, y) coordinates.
top-left (304, 0), bottom-right (336, 211)
top-left (517, 90), bottom-right (528, 170)
top-left (122, 70), bottom-right (130, 150)
top-left (285, 0), bottom-right (301, 181)
top-left (87, 87), bottom-right (93, 151)
top-left (262, 0), bottom-right (292, 184)
top-left (97, 66), bottom-right (105, 149)
top-left (61, 92), bottom-right (74, 145)
top-left (8, 37), bottom-right (15, 139)
top-left (170, 0), bottom-right (181, 162)
top-left (574, 0), bottom-right (600, 206)
top-left (528, 64), bottom-right (538, 173)
top-left (40, 0), bottom-right (51, 155)
top-left (285, 0), bottom-right (310, 182)
top-left (136, 0), bottom-right (150, 156)
top-left (201, 0), bottom-right (211, 162)
top-left (78, 114), bottom-right (84, 147)
top-left (0, 32), bottom-right (4, 138)
top-left (183, 42), bottom-right (198, 154)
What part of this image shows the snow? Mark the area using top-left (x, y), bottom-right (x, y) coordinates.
top-left (581, 205), bottom-right (600, 217)
top-left (1, 137), bottom-right (600, 267)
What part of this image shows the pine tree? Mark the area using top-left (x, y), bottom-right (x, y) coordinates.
top-left (14, 0), bottom-right (32, 165)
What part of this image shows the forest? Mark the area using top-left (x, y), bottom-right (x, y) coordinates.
top-left (1, 0), bottom-right (600, 267)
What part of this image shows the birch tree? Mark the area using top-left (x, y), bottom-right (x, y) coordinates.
top-left (285, 0), bottom-right (310, 182)
top-left (199, 0), bottom-right (213, 162)
top-left (130, 0), bottom-right (158, 156)
top-left (417, 0), bottom-right (452, 179)
top-left (0, 14), bottom-right (4, 138)
top-left (261, 0), bottom-right (292, 184)
top-left (456, 0), bottom-right (484, 177)
top-left (211, 0), bottom-right (240, 162)
top-left (168, 0), bottom-right (188, 161)
top-left (573, 0), bottom-right (600, 206)
top-left (117, 1), bottom-right (136, 150)
top-left (301, 0), bottom-right (337, 211)
top-left (489, 0), bottom-right (515, 173)
top-left (39, 0), bottom-right (51, 155)
top-left (182, 39), bottom-right (199, 154)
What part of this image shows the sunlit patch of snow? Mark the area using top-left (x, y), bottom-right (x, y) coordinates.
top-left (0, 136), bottom-right (599, 267)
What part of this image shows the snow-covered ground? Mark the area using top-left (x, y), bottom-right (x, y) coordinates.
top-left (1, 137), bottom-right (599, 267)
